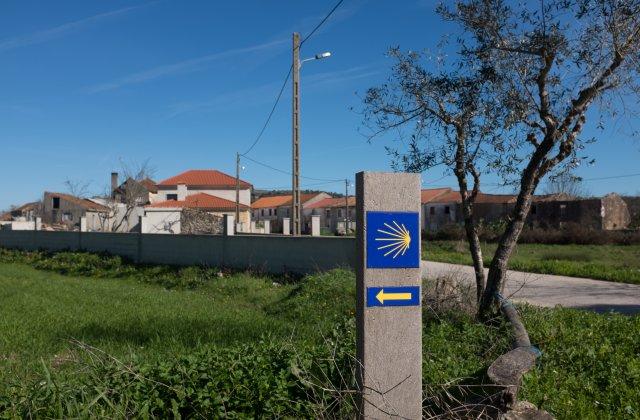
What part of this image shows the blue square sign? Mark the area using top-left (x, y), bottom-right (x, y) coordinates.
top-left (366, 211), bottom-right (420, 268)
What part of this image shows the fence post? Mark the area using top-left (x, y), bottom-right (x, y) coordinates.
top-left (355, 171), bottom-right (422, 419)
top-left (263, 220), bottom-right (271, 234)
top-left (223, 215), bottom-right (235, 236)
top-left (311, 215), bottom-right (320, 236)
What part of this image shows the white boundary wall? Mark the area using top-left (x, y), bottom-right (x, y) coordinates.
top-left (0, 231), bottom-right (355, 274)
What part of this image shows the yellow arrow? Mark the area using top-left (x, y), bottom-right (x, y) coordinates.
top-left (376, 289), bottom-right (412, 304)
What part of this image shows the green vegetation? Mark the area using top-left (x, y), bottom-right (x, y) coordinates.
top-left (424, 241), bottom-right (640, 284)
top-left (0, 249), bottom-right (638, 418)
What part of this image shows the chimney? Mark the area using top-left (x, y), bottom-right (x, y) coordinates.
top-left (111, 172), bottom-right (118, 195)
top-left (177, 183), bottom-right (187, 201)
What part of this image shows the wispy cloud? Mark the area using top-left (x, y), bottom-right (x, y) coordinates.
top-left (166, 79), bottom-right (283, 118)
top-left (0, 3), bottom-right (150, 53)
top-left (86, 39), bottom-right (287, 94)
top-left (166, 64), bottom-right (380, 118)
top-left (305, 65), bottom-right (381, 86)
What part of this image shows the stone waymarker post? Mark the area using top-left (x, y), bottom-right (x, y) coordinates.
top-left (355, 171), bottom-right (422, 419)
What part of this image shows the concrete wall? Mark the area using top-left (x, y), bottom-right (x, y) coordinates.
top-left (143, 209), bottom-right (182, 234)
top-left (85, 205), bottom-right (145, 233)
top-left (0, 230), bottom-right (355, 274)
top-left (1, 220), bottom-right (39, 231)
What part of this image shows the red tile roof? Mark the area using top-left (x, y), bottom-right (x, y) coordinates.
top-left (252, 195), bottom-right (293, 209)
top-left (252, 193), bottom-right (325, 209)
top-left (158, 170), bottom-right (251, 188)
top-left (421, 188), bottom-right (452, 204)
top-left (146, 193), bottom-right (248, 211)
top-left (306, 196), bottom-right (356, 209)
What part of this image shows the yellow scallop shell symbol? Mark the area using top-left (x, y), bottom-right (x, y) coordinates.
top-left (375, 220), bottom-right (411, 259)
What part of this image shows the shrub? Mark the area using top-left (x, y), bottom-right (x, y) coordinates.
top-left (423, 222), bottom-right (640, 245)
top-left (0, 324), bottom-right (358, 419)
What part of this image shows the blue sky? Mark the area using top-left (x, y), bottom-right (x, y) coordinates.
top-left (1, 0), bottom-right (639, 210)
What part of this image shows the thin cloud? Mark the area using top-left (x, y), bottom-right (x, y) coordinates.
top-left (166, 64), bottom-right (380, 118)
top-left (306, 65), bottom-right (381, 86)
top-left (0, 3), bottom-right (150, 53)
top-left (167, 79), bottom-right (283, 118)
top-left (86, 39), bottom-right (287, 94)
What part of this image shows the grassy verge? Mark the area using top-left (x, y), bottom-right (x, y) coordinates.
top-left (423, 240), bottom-right (640, 284)
top-left (0, 249), bottom-right (638, 418)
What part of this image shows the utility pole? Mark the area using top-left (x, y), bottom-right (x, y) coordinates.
top-left (291, 32), bottom-right (301, 236)
top-left (344, 179), bottom-right (349, 233)
top-left (235, 152), bottom-right (240, 229)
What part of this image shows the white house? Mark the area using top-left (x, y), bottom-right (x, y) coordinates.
top-left (152, 169), bottom-right (252, 225)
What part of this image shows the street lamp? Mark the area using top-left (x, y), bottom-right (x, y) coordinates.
top-left (301, 51), bottom-right (332, 66)
top-left (291, 32), bottom-right (331, 235)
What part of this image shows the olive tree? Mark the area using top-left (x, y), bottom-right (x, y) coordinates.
top-left (363, 0), bottom-right (640, 318)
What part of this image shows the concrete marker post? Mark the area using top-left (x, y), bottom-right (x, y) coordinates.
top-left (355, 171), bottom-right (422, 419)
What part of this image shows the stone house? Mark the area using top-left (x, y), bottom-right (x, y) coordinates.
top-left (111, 172), bottom-right (158, 205)
top-left (623, 196), bottom-right (640, 228)
top-left (41, 192), bottom-right (108, 229)
top-left (529, 193), bottom-right (630, 230)
top-left (0, 202), bottom-right (41, 222)
top-left (421, 189), bottom-right (462, 232)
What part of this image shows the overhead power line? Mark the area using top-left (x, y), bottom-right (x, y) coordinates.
top-left (240, 0), bottom-right (346, 157)
top-left (300, 0), bottom-right (345, 46)
top-left (242, 155), bottom-right (343, 183)
top-left (241, 65), bottom-right (292, 156)
top-left (582, 172), bottom-right (640, 181)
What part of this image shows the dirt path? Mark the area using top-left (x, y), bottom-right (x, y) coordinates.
top-left (421, 260), bottom-right (640, 314)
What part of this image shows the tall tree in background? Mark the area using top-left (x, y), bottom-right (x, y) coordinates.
top-left (543, 172), bottom-right (588, 198)
top-left (363, 0), bottom-right (640, 318)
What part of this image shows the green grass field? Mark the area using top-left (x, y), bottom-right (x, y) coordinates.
top-left (1, 251), bottom-right (639, 418)
top-left (423, 241), bottom-right (640, 284)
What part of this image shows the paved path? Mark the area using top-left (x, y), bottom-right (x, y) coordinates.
top-left (421, 261), bottom-right (640, 314)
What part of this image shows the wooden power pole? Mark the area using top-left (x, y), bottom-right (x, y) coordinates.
top-left (291, 32), bottom-right (301, 236)
top-left (235, 152), bottom-right (240, 229)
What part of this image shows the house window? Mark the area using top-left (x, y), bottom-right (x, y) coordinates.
top-left (62, 212), bottom-right (72, 221)
top-left (52, 197), bottom-right (60, 209)
top-left (166, 194), bottom-right (178, 201)
top-left (286, 208), bottom-right (290, 217)
top-left (261, 209), bottom-right (265, 216)
top-left (444, 206), bottom-right (450, 214)
top-left (429, 207), bottom-right (435, 215)
top-left (326, 209), bottom-right (331, 218)
top-left (559, 204), bottom-right (567, 217)
top-left (338, 209), bottom-right (342, 218)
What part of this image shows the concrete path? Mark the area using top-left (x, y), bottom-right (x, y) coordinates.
top-left (421, 260), bottom-right (640, 314)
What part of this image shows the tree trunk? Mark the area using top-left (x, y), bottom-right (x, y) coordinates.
top-left (461, 199), bottom-right (486, 302)
top-left (478, 178), bottom-right (538, 318)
